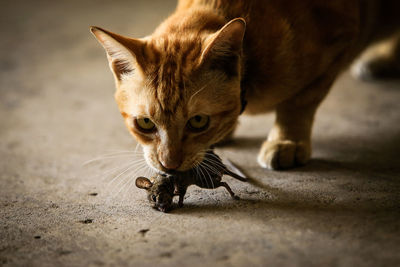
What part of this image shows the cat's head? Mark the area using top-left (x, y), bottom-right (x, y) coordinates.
top-left (91, 18), bottom-right (245, 173)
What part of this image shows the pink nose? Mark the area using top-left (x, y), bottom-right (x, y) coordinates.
top-left (160, 156), bottom-right (182, 170)
top-left (159, 158), bottom-right (181, 170)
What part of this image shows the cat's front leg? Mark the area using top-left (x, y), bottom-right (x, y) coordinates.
top-left (258, 76), bottom-right (335, 170)
top-left (257, 108), bottom-right (313, 170)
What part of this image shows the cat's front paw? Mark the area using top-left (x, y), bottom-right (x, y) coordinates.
top-left (257, 140), bottom-right (310, 170)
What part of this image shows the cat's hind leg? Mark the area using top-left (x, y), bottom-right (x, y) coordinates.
top-left (351, 33), bottom-right (400, 81)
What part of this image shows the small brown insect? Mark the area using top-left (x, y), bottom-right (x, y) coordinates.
top-left (135, 151), bottom-right (247, 212)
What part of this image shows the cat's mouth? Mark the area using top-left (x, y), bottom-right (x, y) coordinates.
top-left (153, 157), bottom-right (202, 175)
top-left (144, 148), bottom-right (207, 175)
top-left (157, 165), bottom-right (191, 176)
top-left (150, 162), bottom-right (185, 176)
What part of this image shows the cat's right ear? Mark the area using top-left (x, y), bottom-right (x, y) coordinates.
top-left (200, 18), bottom-right (246, 64)
top-left (90, 26), bottom-right (145, 81)
top-left (135, 177), bottom-right (153, 190)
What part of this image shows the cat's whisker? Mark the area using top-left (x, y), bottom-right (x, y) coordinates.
top-left (200, 161), bottom-right (221, 178)
top-left (198, 150), bottom-right (229, 200)
top-left (193, 149), bottom-right (223, 172)
top-left (198, 164), bottom-right (218, 202)
top-left (188, 155), bottom-right (217, 202)
top-left (108, 160), bottom-right (148, 196)
top-left (95, 161), bottom-right (140, 181)
top-left (133, 161), bottom-right (152, 177)
top-left (101, 161), bottom-right (136, 202)
top-left (107, 163), bottom-right (140, 187)
top-left (202, 153), bottom-right (223, 168)
top-left (82, 153), bottom-right (143, 166)
top-left (187, 73), bottom-right (224, 105)
top-left (113, 169), bottom-right (138, 197)
top-left (194, 164), bottom-right (210, 198)
top-left (106, 165), bottom-right (148, 200)
top-left (203, 152), bottom-right (227, 168)
top-left (102, 149), bottom-right (142, 154)
top-left (97, 157), bottom-right (146, 171)
top-left (200, 162), bottom-right (216, 189)
top-left (192, 159), bottom-right (202, 180)
top-left (198, 163), bottom-right (213, 189)
top-left (108, 168), bottom-right (136, 192)
top-left (90, 149), bottom-right (143, 156)
top-left (144, 164), bottom-right (155, 179)
top-left (203, 160), bottom-right (235, 199)
top-left (120, 178), bottom-right (135, 202)
top-left (128, 160), bottom-right (149, 176)
top-left (110, 173), bottom-right (132, 197)
top-left (188, 84), bottom-right (207, 105)
top-left (125, 172), bottom-right (141, 198)
top-left (134, 143), bottom-right (141, 152)
top-left (88, 158), bottom-right (146, 191)
top-left (114, 161), bottom-right (154, 199)
top-left (202, 157), bottom-right (225, 173)
top-left (100, 157), bottom-right (146, 176)
top-left (119, 162), bottom-right (149, 195)
top-left (195, 163), bottom-right (207, 187)
top-left (204, 150), bottom-right (222, 159)
top-left (196, 163), bottom-right (209, 188)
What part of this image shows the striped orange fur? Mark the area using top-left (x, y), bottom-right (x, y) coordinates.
top-left (91, 0), bottom-right (400, 171)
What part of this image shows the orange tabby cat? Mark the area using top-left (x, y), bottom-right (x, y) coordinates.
top-left (91, 0), bottom-right (400, 172)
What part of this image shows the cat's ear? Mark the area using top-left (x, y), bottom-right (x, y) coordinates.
top-left (200, 18), bottom-right (246, 70)
top-left (90, 26), bottom-right (145, 81)
top-left (135, 177), bottom-right (153, 190)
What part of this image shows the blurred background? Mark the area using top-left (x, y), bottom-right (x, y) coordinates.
top-left (1, 1), bottom-right (399, 266)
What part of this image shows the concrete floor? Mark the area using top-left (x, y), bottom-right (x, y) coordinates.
top-left (1, 1), bottom-right (400, 266)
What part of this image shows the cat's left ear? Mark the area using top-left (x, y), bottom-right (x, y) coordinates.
top-left (90, 26), bottom-right (146, 81)
top-left (200, 18), bottom-right (246, 66)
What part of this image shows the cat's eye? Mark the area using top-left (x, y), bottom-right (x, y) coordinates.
top-left (151, 195), bottom-right (157, 202)
top-left (135, 117), bottom-right (156, 133)
top-left (187, 115), bottom-right (210, 132)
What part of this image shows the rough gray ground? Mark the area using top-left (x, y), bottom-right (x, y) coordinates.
top-left (1, 1), bottom-right (399, 266)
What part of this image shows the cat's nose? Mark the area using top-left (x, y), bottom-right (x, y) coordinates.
top-left (159, 158), bottom-right (181, 170)
top-left (158, 139), bottom-right (182, 170)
